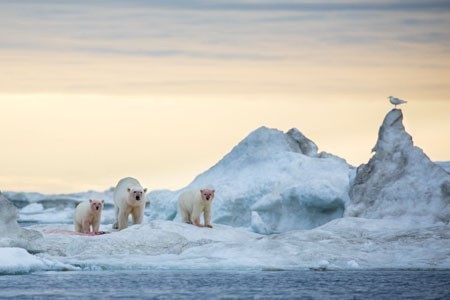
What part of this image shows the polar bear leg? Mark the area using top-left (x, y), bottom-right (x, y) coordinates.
top-left (131, 207), bottom-right (143, 224)
top-left (180, 209), bottom-right (191, 224)
top-left (192, 217), bottom-right (203, 227)
top-left (190, 204), bottom-right (204, 227)
top-left (118, 209), bottom-right (130, 230)
top-left (74, 222), bottom-right (82, 233)
top-left (113, 205), bottom-right (120, 229)
top-left (190, 210), bottom-right (203, 227)
top-left (204, 206), bottom-right (212, 228)
top-left (93, 221), bottom-right (100, 232)
top-left (82, 220), bottom-right (91, 233)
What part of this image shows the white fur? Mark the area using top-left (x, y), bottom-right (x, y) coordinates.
top-left (178, 189), bottom-right (214, 227)
top-left (113, 177), bottom-right (147, 230)
top-left (73, 200), bottom-right (103, 233)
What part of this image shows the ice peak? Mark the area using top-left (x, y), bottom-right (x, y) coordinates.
top-left (382, 109), bottom-right (404, 130)
top-left (228, 126), bottom-right (320, 158)
top-left (229, 126), bottom-right (300, 156)
top-left (243, 126), bottom-right (282, 144)
top-left (371, 109), bottom-right (413, 155)
top-left (286, 128), bottom-right (318, 157)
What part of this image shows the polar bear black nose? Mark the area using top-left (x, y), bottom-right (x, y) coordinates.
top-left (206, 196), bottom-right (210, 200)
top-left (136, 196), bottom-right (141, 200)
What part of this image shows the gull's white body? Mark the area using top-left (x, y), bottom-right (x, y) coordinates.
top-left (388, 96), bottom-right (407, 107)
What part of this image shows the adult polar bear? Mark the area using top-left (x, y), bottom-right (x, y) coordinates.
top-left (113, 177), bottom-right (147, 230)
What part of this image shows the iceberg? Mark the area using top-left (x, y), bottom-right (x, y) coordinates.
top-left (347, 109), bottom-right (450, 224)
top-left (436, 161), bottom-right (450, 174)
top-left (0, 192), bottom-right (44, 252)
top-left (148, 127), bottom-right (352, 233)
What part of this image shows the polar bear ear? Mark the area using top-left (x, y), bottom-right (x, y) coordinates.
top-left (89, 199), bottom-right (92, 203)
top-left (212, 189), bottom-right (215, 193)
top-left (127, 188), bottom-right (131, 192)
top-left (200, 189), bottom-right (204, 193)
top-left (144, 188), bottom-right (148, 193)
top-left (101, 200), bottom-right (104, 204)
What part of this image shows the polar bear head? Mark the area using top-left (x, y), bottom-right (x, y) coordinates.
top-left (200, 189), bottom-right (215, 202)
top-left (126, 186), bottom-right (148, 205)
top-left (89, 199), bottom-right (104, 212)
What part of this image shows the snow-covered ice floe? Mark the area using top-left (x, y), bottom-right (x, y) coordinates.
top-left (27, 219), bottom-right (450, 271)
top-left (2, 218), bottom-right (450, 273)
top-left (0, 247), bottom-right (77, 275)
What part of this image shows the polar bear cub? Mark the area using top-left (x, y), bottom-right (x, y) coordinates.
top-left (113, 177), bottom-right (148, 230)
top-left (74, 199), bottom-right (104, 233)
top-left (178, 189), bottom-right (215, 228)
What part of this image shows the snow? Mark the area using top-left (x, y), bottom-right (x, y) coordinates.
top-left (1, 109), bottom-right (449, 274)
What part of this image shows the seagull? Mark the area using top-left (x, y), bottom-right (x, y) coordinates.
top-left (388, 96), bottom-right (407, 108)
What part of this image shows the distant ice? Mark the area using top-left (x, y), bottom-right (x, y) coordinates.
top-left (20, 203), bottom-right (44, 213)
top-left (6, 190), bottom-right (115, 225)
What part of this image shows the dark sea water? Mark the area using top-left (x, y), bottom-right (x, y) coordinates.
top-left (0, 270), bottom-right (449, 300)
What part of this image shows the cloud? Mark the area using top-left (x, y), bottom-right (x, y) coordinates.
top-left (0, 0), bottom-right (449, 94)
top-left (4, 0), bottom-right (450, 12)
top-left (144, 0), bottom-right (450, 12)
top-left (73, 47), bottom-right (283, 60)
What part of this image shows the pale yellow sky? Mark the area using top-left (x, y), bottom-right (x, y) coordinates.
top-left (1, 95), bottom-right (449, 193)
top-left (0, 1), bottom-right (449, 193)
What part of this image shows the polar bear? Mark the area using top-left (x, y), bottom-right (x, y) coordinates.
top-left (74, 199), bottom-right (104, 233)
top-left (178, 189), bottom-right (215, 228)
top-left (113, 177), bottom-right (148, 230)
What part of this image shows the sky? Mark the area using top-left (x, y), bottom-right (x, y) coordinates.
top-left (1, 0), bottom-right (449, 193)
